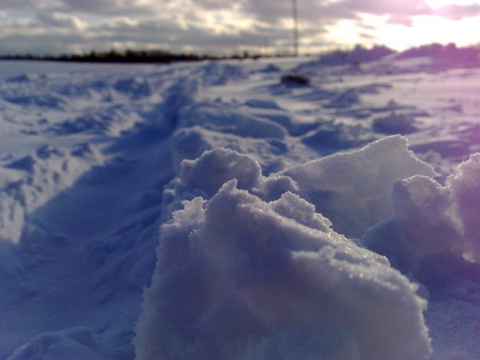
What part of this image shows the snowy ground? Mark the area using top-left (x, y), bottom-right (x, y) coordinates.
top-left (0, 49), bottom-right (480, 359)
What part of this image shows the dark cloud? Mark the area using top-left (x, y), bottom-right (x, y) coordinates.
top-left (242, 0), bottom-right (292, 23)
top-left (36, 11), bottom-right (83, 30)
top-left (194, 0), bottom-right (238, 10)
top-left (53, 0), bottom-right (155, 16)
top-left (0, 0), bottom-right (37, 10)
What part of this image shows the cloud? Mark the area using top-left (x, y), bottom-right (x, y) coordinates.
top-left (0, 0), bottom-right (37, 11)
top-left (52, 0), bottom-right (155, 16)
top-left (0, 0), bottom-right (479, 55)
top-left (387, 14), bottom-right (415, 26)
top-left (36, 11), bottom-right (86, 31)
top-left (432, 3), bottom-right (480, 20)
top-left (344, 0), bottom-right (428, 17)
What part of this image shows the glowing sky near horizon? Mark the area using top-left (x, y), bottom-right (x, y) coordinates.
top-left (0, 0), bottom-right (479, 56)
top-left (425, 0), bottom-right (480, 8)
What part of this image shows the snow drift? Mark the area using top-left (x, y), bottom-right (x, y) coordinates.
top-left (135, 147), bottom-right (431, 360)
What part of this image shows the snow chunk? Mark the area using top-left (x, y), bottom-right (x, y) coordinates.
top-left (281, 135), bottom-right (436, 237)
top-left (135, 180), bottom-right (431, 360)
top-left (364, 175), bottom-right (461, 273)
top-left (258, 174), bottom-right (300, 200)
top-left (181, 148), bottom-right (262, 197)
top-left (364, 153), bottom-right (480, 276)
top-left (270, 192), bottom-right (331, 232)
top-left (163, 148), bottom-right (298, 223)
top-left (449, 153), bottom-right (480, 261)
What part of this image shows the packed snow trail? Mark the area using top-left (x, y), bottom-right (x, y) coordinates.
top-left (1, 128), bottom-right (173, 359)
top-left (0, 62), bottom-right (207, 359)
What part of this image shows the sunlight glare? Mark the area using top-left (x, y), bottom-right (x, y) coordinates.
top-left (425, 0), bottom-right (480, 8)
top-left (357, 13), bottom-right (480, 51)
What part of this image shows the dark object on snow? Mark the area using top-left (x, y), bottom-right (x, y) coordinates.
top-left (281, 73), bottom-right (310, 86)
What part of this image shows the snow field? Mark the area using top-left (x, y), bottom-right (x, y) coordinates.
top-left (0, 49), bottom-right (479, 359)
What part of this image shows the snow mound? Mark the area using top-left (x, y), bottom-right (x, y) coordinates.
top-left (179, 102), bottom-right (287, 140)
top-left (171, 124), bottom-right (290, 175)
top-left (281, 135), bottom-right (436, 237)
top-left (372, 113), bottom-right (418, 135)
top-left (181, 148), bottom-right (262, 197)
top-left (49, 108), bottom-right (143, 136)
top-left (0, 143), bottom-right (104, 243)
top-left (6, 327), bottom-right (106, 360)
top-left (365, 153), bottom-right (480, 275)
top-left (135, 148), bottom-right (431, 360)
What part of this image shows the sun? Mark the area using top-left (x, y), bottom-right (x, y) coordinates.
top-left (425, 0), bottom-right (480, 8)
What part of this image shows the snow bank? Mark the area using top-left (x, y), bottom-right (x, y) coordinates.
top-left (135, 147), bottom-right (431, 360)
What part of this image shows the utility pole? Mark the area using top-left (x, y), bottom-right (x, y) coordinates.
top-left (292, 0), bottom-right (299, 56)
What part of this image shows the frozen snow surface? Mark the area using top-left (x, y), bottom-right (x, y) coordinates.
top-left (0, 47), bottom-right (480, 359)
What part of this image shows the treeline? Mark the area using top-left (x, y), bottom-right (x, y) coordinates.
top-left (0, 49), bottom-right (265, 63)
top-left (2, 43), bottom-right (478, 64)
top-left (0, 49), bottom-right (214, 63)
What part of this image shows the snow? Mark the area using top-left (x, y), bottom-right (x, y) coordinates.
top-left (0, 48), bottom-right (479, 359)
top-left (281, 135), bottom-right (436, 238)
top-left (135, 180), bottom-right (429, 360)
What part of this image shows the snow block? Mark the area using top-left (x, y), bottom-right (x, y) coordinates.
top-left (281, 135), bottom-right (437, 237)
top-left (365, 152), bottom-right (480, 276)
top-left (181, 147), bottom-right (262, 197)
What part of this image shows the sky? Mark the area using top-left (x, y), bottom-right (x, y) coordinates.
top-left (0, 0), bottom-right (479, 56)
